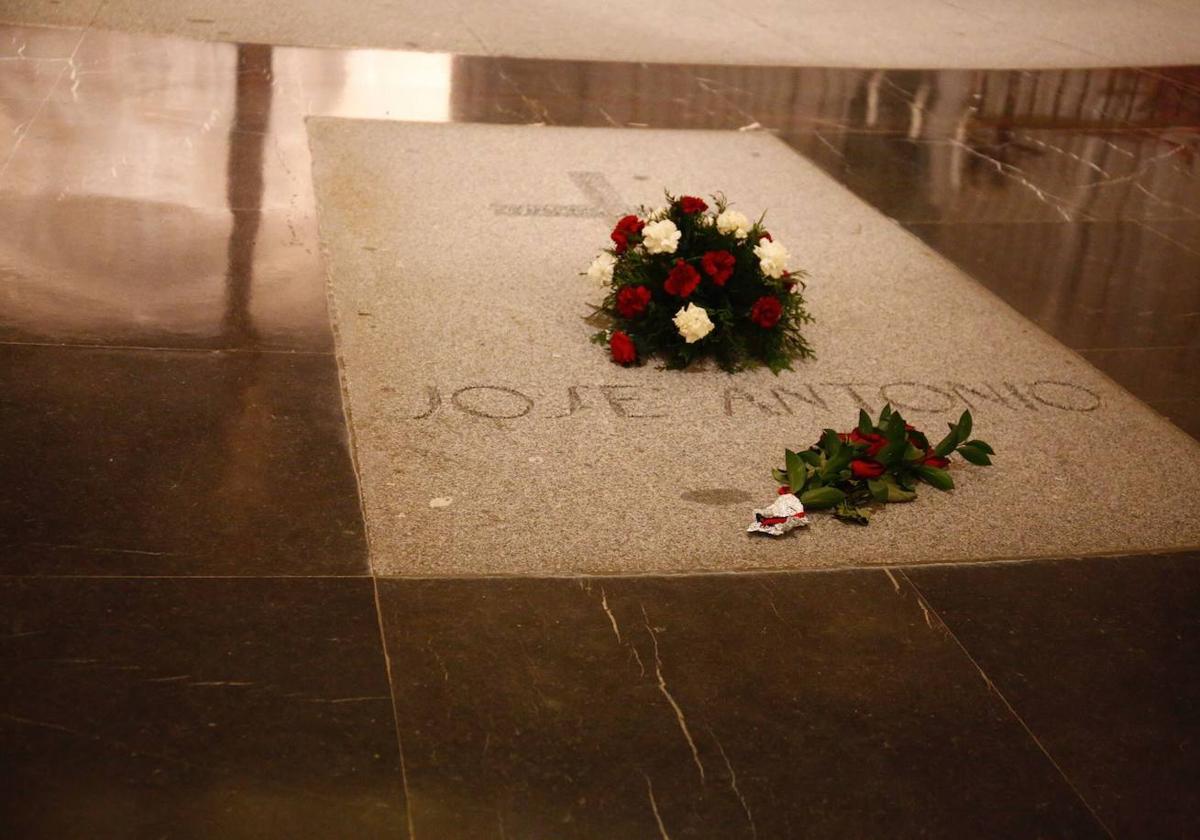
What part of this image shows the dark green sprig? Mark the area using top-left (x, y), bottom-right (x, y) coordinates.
top-left (770, 406), bottom-right (995, 526)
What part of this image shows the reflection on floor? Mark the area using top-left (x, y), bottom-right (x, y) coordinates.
top-left (1, 22), bottom-right (1197, 839)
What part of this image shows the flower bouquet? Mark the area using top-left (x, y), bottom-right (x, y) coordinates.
top-left (771, 406), bottom-right (994, 525)
top-left (585, 193), bottom-right (814, 373)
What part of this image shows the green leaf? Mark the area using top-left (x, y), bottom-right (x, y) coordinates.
top-left (800, 486), bottom-right (845, 509)
top-left (771, 467), bottom-right (788, 484)
top-left (785, 449), bottom-right (806, 493)
top-left (957, 410), bottom-right (973, 440)
top-left (903, 444), bottom-right (924, 462)
top-left (876, 474), bottom-right (918, 503)
top-left (878, 403), bottom-right (893, 425)
top-left (876, 439), bottom-right (908, 466)
top-left (857, 409), bottom-right (873, 436)
top-left (799, 449), bottom-right (821, 467)
top-left (834, 503), bottom-right (871, 525)
top-left (933, 425), bottom-right (960, 458)
top-left (965, 439), bottom-right (995, 456)
top-left (867, 479), bottom-right (889, 502)
top-left (820, 429), bottom-right (842, 457)
top-left (957, 444), bottom-right (992, 466)
top-left (915, 465), bottom-right (955, 491)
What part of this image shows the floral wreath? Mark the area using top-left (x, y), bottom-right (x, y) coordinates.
top-left (585, 193), bottom-right (815, 373)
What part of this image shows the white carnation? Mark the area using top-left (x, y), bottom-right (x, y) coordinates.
top-left (716, 209), bottom-right (751, 239)
top-left (673, 303), bottom-right (715, 344)
top-left (642, 219), bottom-right (681, 254)
top-left (754, 237), bottom-right (790, 279)
top-left (586, 252), bottom-right (616, 286)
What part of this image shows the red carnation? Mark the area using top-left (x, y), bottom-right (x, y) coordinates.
top-left (610, 214), bottom-right (644, 254)
top-left (664, 259), bottom-right (701, 298)
top-left (679, 196), bottom-right (708, 214)
top-left (851, 459), bottom-right (886, 479)
top-left (701, 250), bottom-right (736, 286)
top-left (749, 295), bottom-right (783, 329)
top-left (922, 449), bottom-right (950, 469)
top-left (850, 428), bottom-right (886, 458)
top-left (610, 330), bottom-right (637, 365)
top-left (615, 284), bottom-right (652, 319)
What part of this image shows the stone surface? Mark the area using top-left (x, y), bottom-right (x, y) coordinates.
top-left (310, 120), bottom-right (1200, 576)
top-left (906, 553), bottom-right (1200, 840)
top-left (0, 576), bottom-right (406, 839)
top-left (377, 572), bottom-right (1107, 838)
top-left (0, 344), bottom-right (367, 575)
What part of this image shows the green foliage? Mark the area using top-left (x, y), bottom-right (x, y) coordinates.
top-left (772, 406), bottom-right (994, 526)
top-left (800, 486), bottom-right (845, 509)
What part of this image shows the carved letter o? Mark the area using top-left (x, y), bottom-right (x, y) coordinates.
top-left (451, 385), bottom-right (534, 419)
top-left (1028, 380), bottom-right (1101, 412)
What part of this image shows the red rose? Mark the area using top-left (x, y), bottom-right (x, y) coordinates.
top-left (610, 330), bottom-right (637, 365)
top-left (778, 485), bottom-right (792, 495)
top-left (679, 196), bottom-right (708, 214)
top-left (610, 214), bottom-right (644, 254)
top-left (851, 459), bottom-right (886, 479)
top-left (749, 295), bottom-right (783, 329)
top-left (615, 284), bottom-right (652, 318)
top-left (701, 250), bottom-right (735, 286)
top-left (922, 449), bottom-right (950, 469)
top-left (664, 259), bottom-right (701, 298)
top-left (906, 424), bottom-right (927, 447)
top-left (849, 428), bottom-right (886, 457)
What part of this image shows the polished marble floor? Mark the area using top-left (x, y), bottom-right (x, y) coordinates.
top-left (1, 19), bottom-right (1198, 839)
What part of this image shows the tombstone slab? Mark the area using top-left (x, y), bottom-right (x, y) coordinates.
top-left (309, 120), bottom-right (1200, 576)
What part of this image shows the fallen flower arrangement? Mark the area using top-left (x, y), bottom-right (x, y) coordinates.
top-left (585, 193), bottom-right (815, 373)
top-left (758, 405), bottom-right (995, 529)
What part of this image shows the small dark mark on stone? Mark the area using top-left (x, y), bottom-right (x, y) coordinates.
top-left (186, 17), bottom-right (216, 24)
top-left (681, 488), bottom-right (754, 506)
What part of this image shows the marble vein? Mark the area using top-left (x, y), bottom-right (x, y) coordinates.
top-left (948, 139), bottom-right (1077, 221)
top-left (642, 772), bottom-right (673, 840)
top-left (641, 605), bottom-right (706, 782)
top-left (599, 586), bottom-right (622, 643)
top-left (710, 727), bottom-right (757, 839)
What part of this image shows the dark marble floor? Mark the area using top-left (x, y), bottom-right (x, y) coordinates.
top-left (1, 22), bottom-right (1197, 839)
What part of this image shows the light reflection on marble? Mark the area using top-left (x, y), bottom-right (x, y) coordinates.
top-left (0, 24), bottom-right (1197, 430)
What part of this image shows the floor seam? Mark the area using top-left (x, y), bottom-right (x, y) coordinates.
top-left (304, 97), bottom-right (415, 834)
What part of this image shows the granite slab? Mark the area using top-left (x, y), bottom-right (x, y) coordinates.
top-left (309, 120), bottom-right (1200, 575)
